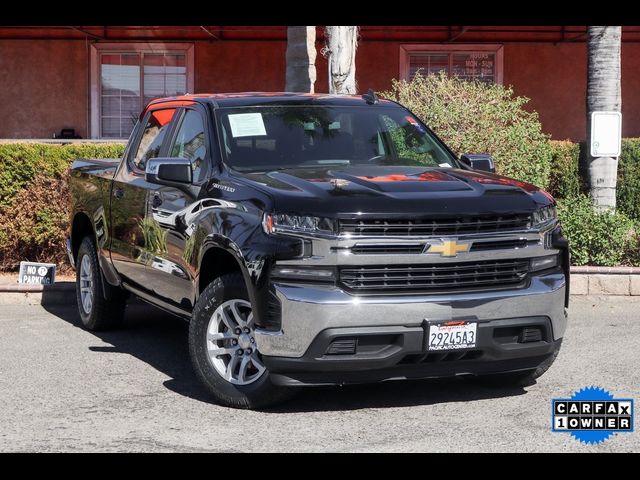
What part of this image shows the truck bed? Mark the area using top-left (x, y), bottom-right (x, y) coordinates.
top-left (71, 158), bottom-right (121, 179)
top-left (68, 158), bottom-right (121, 241)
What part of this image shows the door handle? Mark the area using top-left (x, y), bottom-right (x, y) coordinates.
top-left (113, 187), bottom-right (125, 200)
top-left (152, 193), bottom-right (163, 208)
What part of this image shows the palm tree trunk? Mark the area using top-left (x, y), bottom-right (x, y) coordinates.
top-left (324, 26), bottom-right (359, 94)
top-left (285, 26), bottom-right (317, 93)
top-left (586, 26), bottom-right (622, 211)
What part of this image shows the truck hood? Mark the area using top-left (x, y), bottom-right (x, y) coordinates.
top-left (235, 166), bottom-right (553, 217)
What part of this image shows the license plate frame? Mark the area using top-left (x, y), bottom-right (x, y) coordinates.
top-left (427, 320), bottom-right (478, 351)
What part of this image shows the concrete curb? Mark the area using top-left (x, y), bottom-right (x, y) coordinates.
top-left (0, 282), bottom-right (76, 306)
top-left (1, 267), bottom-right (639, 305)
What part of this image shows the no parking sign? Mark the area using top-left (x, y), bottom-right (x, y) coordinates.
top-left (18, 261), bottom-right (57, 285)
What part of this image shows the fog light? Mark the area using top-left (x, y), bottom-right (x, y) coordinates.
top-left (531, 255), bottom-right (559, 272)
top-left (271, 266), bottom-right (336, 282)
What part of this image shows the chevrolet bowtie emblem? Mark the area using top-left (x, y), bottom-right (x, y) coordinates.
top-left (427, 239), bottom-right (472, 257)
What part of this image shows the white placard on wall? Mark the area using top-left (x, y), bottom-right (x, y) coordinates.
top-left (591, 111), bottom-right (622, 157)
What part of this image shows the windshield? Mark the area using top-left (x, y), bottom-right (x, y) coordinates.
top-left (215, 105), bottom-right (457, 172)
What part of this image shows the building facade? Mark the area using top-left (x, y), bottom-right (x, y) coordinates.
top-left (1, 25), bottom-right (639, 141)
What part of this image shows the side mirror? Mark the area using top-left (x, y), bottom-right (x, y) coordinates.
top-left (145, 157), bottom-right (192, 186)
top-left (459, 154), bottom-right (496, 173)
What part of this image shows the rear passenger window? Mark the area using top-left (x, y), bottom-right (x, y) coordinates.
top-left (132, 108), bottom-right (176, 171)
top-left (170, 109), bottom-right (208, 182)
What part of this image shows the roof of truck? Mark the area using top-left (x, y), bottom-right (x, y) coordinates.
top-left (146, 92), bottom-right (397, 109)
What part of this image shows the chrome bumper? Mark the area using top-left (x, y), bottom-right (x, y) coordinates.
top-left (255, 269), bottom-right (567, 358)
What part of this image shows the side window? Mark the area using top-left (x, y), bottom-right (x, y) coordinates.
top-left (170, 109), bottom-right (207, 181)
top-left (132, 108), bottom-right (177, 171)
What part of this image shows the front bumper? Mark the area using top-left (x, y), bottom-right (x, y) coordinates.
top-left (255, 268), bottom-right (567, 385)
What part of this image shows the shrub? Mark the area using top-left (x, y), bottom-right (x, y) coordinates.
top-left (617, 138), bottom-right (640, 222)
top-left (0, 142), bottom-right (125, 210)
top-left (0, 142), bottom-right (125, 272)
top-left (557, 194), bottom-right (640, 266)
top-left (381, 72), bottom-right (553, 189)
top-left (0, 175), bottom-right (70, 270)
top-left (548, 140), bottom-right (582, 200)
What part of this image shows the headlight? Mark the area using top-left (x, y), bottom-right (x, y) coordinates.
top-left (531, 205), bottom-right (557, 228)
top-left (263, 213), bottom-right (336, 236)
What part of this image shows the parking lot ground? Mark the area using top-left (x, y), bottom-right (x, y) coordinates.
top-left (0, 296), bottom-right (638, 452)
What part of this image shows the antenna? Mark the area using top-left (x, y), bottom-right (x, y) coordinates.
top-left (362, 88), bottom-right (378, 105)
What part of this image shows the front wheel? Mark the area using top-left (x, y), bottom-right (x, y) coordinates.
top-left (189, 272), bottom-right (296, 409)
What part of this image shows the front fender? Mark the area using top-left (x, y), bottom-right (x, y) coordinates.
top-left (195, 206), bottom-right (304, 327)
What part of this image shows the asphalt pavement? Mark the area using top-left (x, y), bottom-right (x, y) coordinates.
top-left (0, 296), bottom-right (637, 452)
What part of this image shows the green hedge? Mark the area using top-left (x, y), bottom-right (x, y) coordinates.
top-left (557, 194), bottom-right (640, 266)
top-left (545, 138), bottom-right (640, 222)
top-left (0, 143), bottom-right (125, 271)
top-left (617, 138), bottom-right (640, 223)
top-left (545, 139), bottom-right (640, 266)
top-left (0, 143), bottom-right (125, 210)
top-left (548, 140), bottom-right (582, 199)
top-left (1, 138), bottom-right (640, 270)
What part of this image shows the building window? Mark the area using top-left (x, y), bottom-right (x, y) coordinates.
top-left (400, 44), bottom-right (503, 84)
top-left (91, 44), bottom-right (194, 139)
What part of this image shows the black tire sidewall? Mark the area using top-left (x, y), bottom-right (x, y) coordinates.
top-left (189, 273), bottom-right (291, 408)
top-left (76, 237), bottom-right (100, 329)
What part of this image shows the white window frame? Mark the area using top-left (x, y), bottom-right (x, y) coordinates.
top-left (90, 43), bottom-right (195, 139)
top-left (399, 44), bottom-right (504, 84)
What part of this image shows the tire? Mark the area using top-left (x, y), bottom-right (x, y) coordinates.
top-left (76, 236), bottom-right (127, 331)
top-left (473, 341), bottom-right (562, 387)
top-left (189, 272), bottom-right (297, 409)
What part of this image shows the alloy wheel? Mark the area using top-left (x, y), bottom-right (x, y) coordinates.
top-left (79, 255), bottom-right (94, 315)
top-left (205, 299), bottom-right (266, 385)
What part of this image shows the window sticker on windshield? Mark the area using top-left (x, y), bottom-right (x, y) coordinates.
top-left (439, 163), bottom-right (452, 168)
top-left (228, 113), bottom-right (267, 137)
top-left (303, 122), bottom-right (316, 131)
top-left (328, 121), bottom-right (341, 130)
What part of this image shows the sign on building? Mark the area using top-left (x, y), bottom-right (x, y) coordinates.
top-left (590, 111), bottom-right (622, 158)
top-left (18, 262), bottom-right (57, 285)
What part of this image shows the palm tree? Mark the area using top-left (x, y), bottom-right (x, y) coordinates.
top-left (586, 26), bottom-right (622, 211)
top-left (324, 26), bottom-right (359, 94)
top-left (285, 26), bottom-right (317, 93)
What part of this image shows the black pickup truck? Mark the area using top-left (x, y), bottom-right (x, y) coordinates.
top-left (68, 92), bottom-right (569, 408)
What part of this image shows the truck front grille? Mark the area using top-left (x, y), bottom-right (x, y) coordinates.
top-left (339, 215), bottom-right (531, 237)
top-left (339, 259), bottom-right (530, 294)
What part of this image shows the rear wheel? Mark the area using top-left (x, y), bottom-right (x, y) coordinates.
top-left (189, 272), bottom-right (296, 409)
top-left (75, 236), bottom-right (127, 331)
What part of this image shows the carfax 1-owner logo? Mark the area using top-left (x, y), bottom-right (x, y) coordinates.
top-left (552, 386), bottom-right (634, 444)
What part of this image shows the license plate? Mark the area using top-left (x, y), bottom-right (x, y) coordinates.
top-left (428, 321), bottom-right (477, 351)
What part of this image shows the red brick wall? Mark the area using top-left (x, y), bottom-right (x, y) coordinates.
top-left (0, 40), bottom-right (88, 138)
top-left (503, 43), bottom-right (588, 141)
top-left (194, 41), bottom-right (286, 93)
top-left (1, 38), bottom-right (640, 141)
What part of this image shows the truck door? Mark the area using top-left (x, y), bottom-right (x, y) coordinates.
top-left (143, 105), bottom-right (210, 309)
top-left (109, 107), bottom-right (178, 292)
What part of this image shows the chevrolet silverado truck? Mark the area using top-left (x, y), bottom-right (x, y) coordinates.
top-left (68, 92), bottom-right (569, 409)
